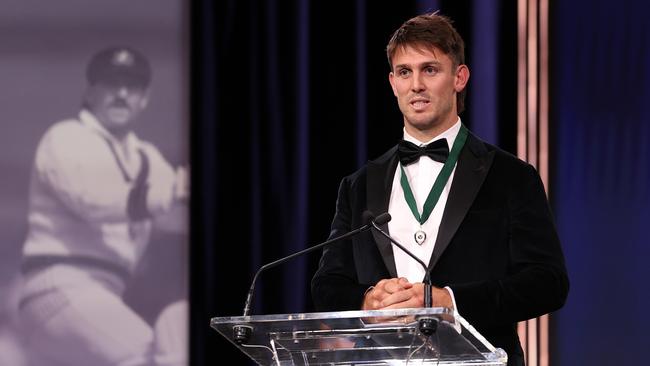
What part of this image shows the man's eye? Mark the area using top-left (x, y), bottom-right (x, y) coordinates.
top-left (398, 69), bottom-right (411, 77)
top-left (424, 66), bottom-right (438, 75)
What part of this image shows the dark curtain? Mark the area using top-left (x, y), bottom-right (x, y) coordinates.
top-left (551, 0), bottom-right (650, 364)
top-left (190, 1), bottom-right (516, 364)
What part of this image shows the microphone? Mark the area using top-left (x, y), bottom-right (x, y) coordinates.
top-left (369, 213), bottom-right (438, 336)
top-left (233, 211), bottom-right (389, 344)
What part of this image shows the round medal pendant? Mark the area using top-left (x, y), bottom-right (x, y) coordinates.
top-left (414, 230), bottom-right (427, 245)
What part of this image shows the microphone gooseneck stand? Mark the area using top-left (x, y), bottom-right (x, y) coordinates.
top-left (233, 212), bottom-right (391, 344)
top-left (370, 217), bottom-right (438, 336)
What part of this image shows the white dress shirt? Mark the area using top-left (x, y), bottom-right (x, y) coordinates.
top-left (388, 118), bottom-right (462, 313)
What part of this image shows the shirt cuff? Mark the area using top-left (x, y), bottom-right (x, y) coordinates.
top-left (364, 286), bottom-right (375, 296)
top-left (444, 286), bottom-right (462, 333)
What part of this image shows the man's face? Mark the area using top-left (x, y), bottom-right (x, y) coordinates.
top-left (388, 44), bottom-right (469, 138)
top-left (85, 81), bottom-right (149, 132)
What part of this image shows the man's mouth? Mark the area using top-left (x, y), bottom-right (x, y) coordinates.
top-left (107, 107), bottom-right (131, 122)
top-left (409, 98), bottom-right (430, 111)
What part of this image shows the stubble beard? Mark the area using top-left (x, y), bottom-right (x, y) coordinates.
top-left (403, 99), bottom-right (456, 140)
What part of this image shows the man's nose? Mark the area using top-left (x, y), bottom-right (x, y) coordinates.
top-left (117, 87), bottom-right (129, 98)
top-left (411, 72), bottom-right (425, 92)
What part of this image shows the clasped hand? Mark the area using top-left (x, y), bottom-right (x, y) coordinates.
top-left (361, 277), bottom-right (453, 311)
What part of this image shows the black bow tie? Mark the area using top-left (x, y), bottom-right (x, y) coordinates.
top-left (398, 139), bottom-right (449, 166)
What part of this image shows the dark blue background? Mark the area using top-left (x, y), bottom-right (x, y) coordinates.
top-left (553, 0), bottom-right (650, 364)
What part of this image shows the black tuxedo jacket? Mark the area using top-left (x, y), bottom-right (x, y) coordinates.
top-left (311, 131), bottom-right (569, 366)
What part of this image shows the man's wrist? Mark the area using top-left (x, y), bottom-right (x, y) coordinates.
top-left (361, 286), bottom-right (375, 310)
top-left (444, 286), bottom-right (458, 312)
top-left (364, 286), bottom-right (375, 296)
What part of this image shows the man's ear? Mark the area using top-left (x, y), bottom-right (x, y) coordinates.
top-left (454, 64), bottom-right (470, 92)
top-left (388, 72), bottom-right (398, 97)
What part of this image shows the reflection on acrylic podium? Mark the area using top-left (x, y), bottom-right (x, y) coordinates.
top-left (211, 307), bottom-right (507, 365)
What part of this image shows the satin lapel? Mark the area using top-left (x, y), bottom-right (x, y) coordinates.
top-left (367, 146), bottom-right (399, 278)
top-left (428, 134), bottom-right (495, 271)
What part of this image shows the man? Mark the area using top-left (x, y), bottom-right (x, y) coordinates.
top-left (17, 46), bottom-right (188, 366)
top-left (311, 13), bottom-right (568, 366)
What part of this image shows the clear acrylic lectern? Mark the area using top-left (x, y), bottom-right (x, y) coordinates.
top-left (211, 307), bottom-right (507, 365)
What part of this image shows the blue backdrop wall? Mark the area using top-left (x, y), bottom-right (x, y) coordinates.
top-left (552, 0), bottom-right (650, 364)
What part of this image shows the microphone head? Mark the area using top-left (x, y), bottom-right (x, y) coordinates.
top-left (374, 212), bottom-right (392, 225)
top-left (362, 210), bottom-right (376, 225)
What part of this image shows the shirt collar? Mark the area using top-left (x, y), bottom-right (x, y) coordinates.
top-left (403, 117), bottom-right (462, 148)
top-left (79, 109), bottom-right (137, 147)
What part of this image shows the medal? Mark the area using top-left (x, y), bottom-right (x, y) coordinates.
top-left (414, 229), bottom-right (427, 245)
top-left (399, 125), bottom-right (468, 246)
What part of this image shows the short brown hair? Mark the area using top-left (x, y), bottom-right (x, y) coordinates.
top-left (386, 13), bottom-right (467, 113)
